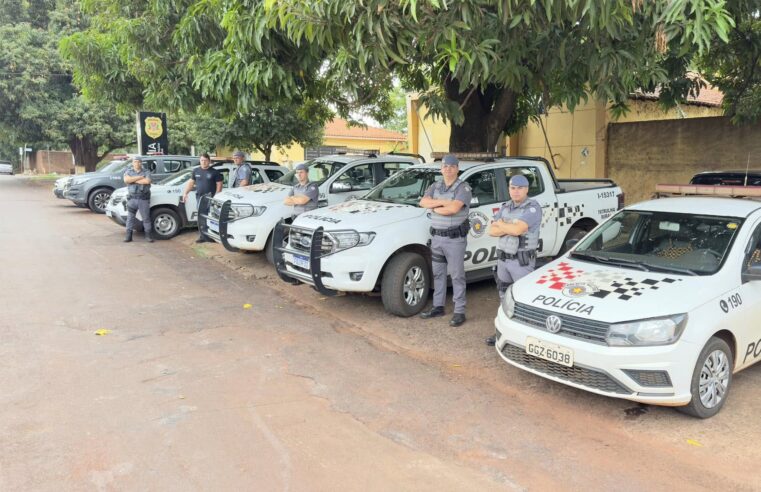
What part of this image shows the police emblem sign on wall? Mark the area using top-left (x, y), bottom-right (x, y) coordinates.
top-left (136, 112), bottom-right (169, 155)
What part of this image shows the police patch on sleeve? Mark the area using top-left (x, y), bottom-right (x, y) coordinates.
top-left (530, 207), bottom-right (536, 213)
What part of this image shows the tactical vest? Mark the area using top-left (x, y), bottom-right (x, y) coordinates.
top-left (497, 198), bottom-right (541, 254)
top-left (293, 182), bottom-right (318, 216)
top-left (126, 170), bottom-right (151, 199)
top-left (430, 179), bottom-right (469, 230)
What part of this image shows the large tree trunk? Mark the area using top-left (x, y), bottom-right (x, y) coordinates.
top-left (444, 77), bottom-right (516, 153)
top-left (68, 135), bottom-right (100, 172)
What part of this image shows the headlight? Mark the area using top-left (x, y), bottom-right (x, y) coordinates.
top-left (325, 230), bottom-right (375, 252)
top-left (71, 177), bottom-right (90, 186)
top-left (606, 314), bottom-right (687, 346)
top-left (501, 285), bottom-right (515, 318)
top-left (230, 204), bottom-right (266, 218)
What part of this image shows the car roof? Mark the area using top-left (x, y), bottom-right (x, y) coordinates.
top-left (693, 170), bottom-right (761, 176)
top-left (629, 197), bottom-right (761, 218)
top-left (314, 153), bottom-right (421, 164)
top-left (211, 159), bottom-right (283, 167)
top-left (412, 157), bottom-right (547, 172)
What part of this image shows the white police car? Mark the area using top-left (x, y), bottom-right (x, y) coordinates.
top-left (495, 185), bottom-right (761, 418)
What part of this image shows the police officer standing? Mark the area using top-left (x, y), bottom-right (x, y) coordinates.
top-left (485, 174), bottom-right (542, 345)
top-left (231, 150), bottom-right (252, 187)
top-left (283, 163), bottom-right (319, 216)
top-left (123, 157), bottom-right (153, 243)
top-left (419, 154), bottom-right (472, 327)
top-left (182, 153), bottom-right (223, 243)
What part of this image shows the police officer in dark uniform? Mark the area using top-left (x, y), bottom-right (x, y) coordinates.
top-left (182, 153), bottom-right (223, 243)
top-left (231, 150), bottom-right (252, 187)
top-left (123, 157), bottom-right (153, 243)
top-left (284, 163), bottom-right (319, 216)
top-left (419, 154), bottom-right (472, 327)
top-left (486, 174), bottom-right (542, 345)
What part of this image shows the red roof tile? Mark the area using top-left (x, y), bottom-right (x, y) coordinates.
top-left (324, 118), bottom-right (406, 141)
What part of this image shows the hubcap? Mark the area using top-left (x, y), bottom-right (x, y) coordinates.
top-left (94, 192), bottom-right (110, 211)
top-left (402, 266), bottom-right (426, 306)
top-left (154, 214), bottom-right (177, 236)
top-left (698, 350), bottom-right (730, 409)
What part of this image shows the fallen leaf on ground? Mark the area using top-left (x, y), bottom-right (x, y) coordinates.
top-left (686, 439), bottom-right (703, 447)
top-left (94, 329), bottom-right (111, 336)
top-left (243, 303), bottom-right (252, 309)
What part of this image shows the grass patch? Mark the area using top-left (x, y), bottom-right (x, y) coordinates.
top-left (29, 174), bottom-right (63, 181)
top-left (192, 244), bottom-right (210, 258)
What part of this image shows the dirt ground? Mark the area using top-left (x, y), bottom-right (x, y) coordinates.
top-left (2, 175), bottom-right (760, 491)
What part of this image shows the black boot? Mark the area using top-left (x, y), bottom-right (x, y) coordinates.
top-left (485, 335), bottom-right (496, 346)
top-left (124, 230), bottom-right (133, 242)
top-left (420, 306), bottom-right (445, 319)
top-left (145, 230), bottom-right (154, 243)
top-left (195, 235), bottom-right (208, 243)
top-left (449, 313), bottom-right (466, 327)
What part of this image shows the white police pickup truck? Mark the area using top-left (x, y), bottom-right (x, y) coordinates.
top-left (105, 162), bottom-right (287, 239)
top-left (200, 153), bottom-right (422, 262)
top-left (274, 156), bottom-right (623, 316)
top-left (494, 183), bottom-right (761, 418)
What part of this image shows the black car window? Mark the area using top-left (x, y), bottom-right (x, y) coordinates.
top-left (163, 160), bottom-right (183, 173)
top-left (265, 169), bottom-right (284, 181)
top-left (143, 160), bottom-right (158, 173)
top-left (250, 168), bottom-right (264, 185)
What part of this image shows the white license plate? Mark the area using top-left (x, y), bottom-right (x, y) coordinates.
top-left (285, 252), bottom-right (310, 270)
top-left (525, 336), bottom-right (574, 367)
top-left (208, 219), bottom-right (219, 233)
top-left (105, 210), bottom-right (112, 217)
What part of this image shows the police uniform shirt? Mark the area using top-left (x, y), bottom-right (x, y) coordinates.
top-left (494, 198), bottom-right (542, 241)
top-left (124, 168), bottom-right (152, 195)
top-left (232, 163), bottom-right (252, 187)
top-left (424, 179), bottom-right (472, 230)
top-left (288, 181), bottom-right (319, 214)
top-left (192, 166), bottom-right (223, 196)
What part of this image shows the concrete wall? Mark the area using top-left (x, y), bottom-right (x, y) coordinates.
top-left (607, 116), bottom-right (761, 205)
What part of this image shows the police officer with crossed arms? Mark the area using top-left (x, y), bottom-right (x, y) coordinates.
top-left (486, 174), bottom-right (542, 345)
top-left (283, 163), bottom-right (319, 216)
top-left (419, 154), bottom-right (472, 327)
top-left (123, 157), bottom-right (153, 243)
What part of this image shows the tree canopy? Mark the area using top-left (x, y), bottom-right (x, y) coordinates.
top-left (0, 0), bottom-right (135, 171)
top-left (61, 0), bottom-right (331, 161)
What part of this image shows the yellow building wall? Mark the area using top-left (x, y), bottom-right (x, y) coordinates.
top-left (408, 93), bottom-right (723, 179)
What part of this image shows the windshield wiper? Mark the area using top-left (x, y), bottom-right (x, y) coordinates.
top-left (639, 262), bottom-right (699, 276)
top-left (571, 252), bottom-right (649, 271)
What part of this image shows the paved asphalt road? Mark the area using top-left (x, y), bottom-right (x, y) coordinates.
top-left (1, 176), bottom-right (759, 491)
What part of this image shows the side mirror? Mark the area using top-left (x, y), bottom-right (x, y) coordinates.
top-left (565, 239), bottom-right (580, 251)
top-left (742, 263), bottom-right (761, 283)
top-left (331, 182), bottom-right (353, 193)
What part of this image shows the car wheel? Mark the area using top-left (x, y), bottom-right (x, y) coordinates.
top-left (381, 252), bottom-right (430, 317)
top-left (265, 232), bottom-right (275, 265)
top-left (678, 336), bottom-right (733, 419)
top-left (151, 207), bottom-right (181, 240)
top-left (87, 187), bottom-right (113, 214)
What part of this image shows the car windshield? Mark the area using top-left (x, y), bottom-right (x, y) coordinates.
top-left (570, 210), bottom-right (744, 275)
top-left (364, 168), bottom-right (444, 206)
top-left (159, 168), bottom-right (193, 186)
top-left (98, 160), bottom-right (128, 173)
top-left (276, 160), bottom-right (346, 186)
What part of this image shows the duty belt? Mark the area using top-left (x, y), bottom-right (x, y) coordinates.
top-left (430, 220), bottom-right (469, 239)
top-left (499, 249), bottom-right (536, 261)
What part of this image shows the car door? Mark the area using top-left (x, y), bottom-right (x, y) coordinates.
top-left (733, 219), bottom-right (761, 370)
top-left (326, 161), bottom-right (376, 205)
top-left (498, 166), bottom-right (557, 255)
top-left (462, 167), bottom-right (505, 271)
top-left (378, 161), bottom-right (414, 184)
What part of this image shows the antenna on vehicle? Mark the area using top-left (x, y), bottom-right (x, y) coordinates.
top-left (745, 152), bottom-right (751, 186)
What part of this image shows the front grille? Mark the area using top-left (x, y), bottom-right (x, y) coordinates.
top-left (513, 302), bottom-right (609, 344)
top-left (501, 342), bottom-right (632, 394)
top-left (622, 369), bottom-right (672, 388)
top-left (209, 199), bottom-right (228, 221)
top-left (288, 228), bottom-right (333, 255)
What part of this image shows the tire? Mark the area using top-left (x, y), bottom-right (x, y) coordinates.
top-left (678, 337), bottom-right (733, 419)
top-left (559, 226), bottom-right (588, 255)
top-left (381, 252), bottom-right (430, 317)
top-left (87, 187), bottom-right (113, 214)
top-left (265, 232), bottom-right (275, 265)
top-left (150, 207), bottom-right (181, 240)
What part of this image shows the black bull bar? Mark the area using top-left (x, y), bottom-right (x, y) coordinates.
top-left (272, 221), bottom-right (338, 297)
top-left (197, 196), bottom-right (239, 252)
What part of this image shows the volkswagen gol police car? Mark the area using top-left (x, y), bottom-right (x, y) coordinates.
top-left (495, 191), bottom-right (761, 418)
